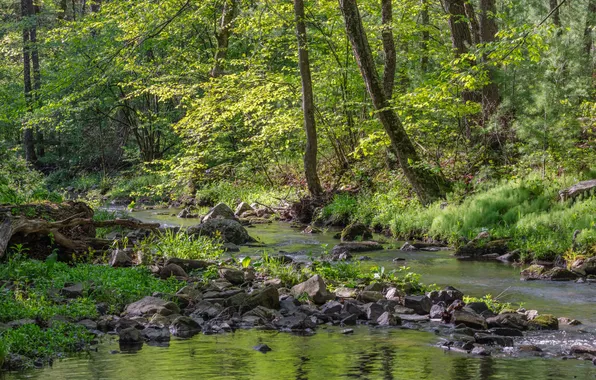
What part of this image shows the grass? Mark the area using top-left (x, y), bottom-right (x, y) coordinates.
top-left (319, 176), bottom-right (596, 261)
top-left (195, 181), bottom-right (296, 208)
top-left (137, 229), bottom-right (225, 261)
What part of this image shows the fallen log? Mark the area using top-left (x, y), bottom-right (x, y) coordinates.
top-left (0, 202), bottom-right (160, 259)
top-left (559, 180), bottom-right (596, 202)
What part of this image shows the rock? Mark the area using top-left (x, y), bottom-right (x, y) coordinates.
top-left (60, 282), bottom-right (84, 298)
top-left (244, 306), bottom-right (282, 321)
top-left (528, 314), bottom-right (558, 330)
top-left (520, 265), bottom-right (576, 281)
top-left (452, 310), bottom-right (487, 330)
top-left (400, 242), bottom-right (417, 251)
top-left (571, 257), bottom-right (596, 276)
top-left (330, 241), bottom-right (383, 256)
top-left (518, 345), bottom-right (542, 352)
top-left (335, 287), bottom-right (357, 298)
top-left (203, 202), bottom-right (236, 222)
top-left (397, 314), bottom-right (430, 322)
top-left (190, 301), bottom-right (223, 320)
top-left (235, 202), bottom-right (253, 216)
top-left (403, 295), bottom-right (432, 315)
top-left (488, 327), bottom-right (523, 336)
top-left (253, 344), bottom-right (272, 353)
top-left (142, 326), bottom-right (170, 342)
top-left (359, 256), bottom-right (372, 261)
top-left (474, 333), bottom-right (514, 346)
top-left (226, 286), bottom-right (280, 311)
top-left (455, 238), bottom-right (509, 259)
top-left (291, 275), bottom-right (333, 305)
top-left (486, 313), bottom-right (528, 330)
top-left (520, 264), bottom-right (546, 281)
top-left (471, 346), bottom-right (490, 356)
top-left (274, 314), bottom-right (316, 330)
top-left (394, 305), bottom-right (416, 314)
top-left (125, 296), bottom-right (180, 317)
top-left (385, 287), bottom-right (404, 300)
top-left (165, 258), bottom-right (212, 272)
top-left (7, 319), bottom-right (36, 328)
top-left (321, 301), bottom-right (343, 316)
top-left (169, 316), bottom-right (201, 337)
top-left (377, 311), bottom-right (400, 326)
top-left (77, 319), bottom-right (97, 330)
top-left (109, 249), bottom-right (133, 267)
top-left (2, 354), bottom-right (32, 371)
top-left (187, 219), bottom-right (254, 245)
top-left (341, 223), bottom-right (373, 242)
top-left (430, 304), bottom-right (446, 319)
top-left (363, 303), bottom-right (385, 321)
top-left (159, 263), bottom-right (187, 279)
top-left (119, 327), bottom-right (143, 344)
top-left (427, 286), bottom-right (463, 305)
top-left (570, 345), bottom-right (596, 356)
top-left (558, 317), bottom-right (581, 326)
top-left (341, 328), bottom-right (354, 334)
top-left (464, 302), bottom-right (490, 315)
top-left (177, 207), bottom-right (198, 219)
top-left (496, 250), bottom-right (520, 262)
top-left (302, 226), bottom-right (322, 234)
top-left (219, 268), bottom-right (245, 285)
top-left (357, 291), bottom-right (384, 303)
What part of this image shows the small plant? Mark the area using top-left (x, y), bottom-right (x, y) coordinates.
top-left (138, 229), bottom-right (224, 261)
top-left (241, 256), bottom-right (252, 268)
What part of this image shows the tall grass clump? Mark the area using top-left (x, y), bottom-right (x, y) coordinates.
top-left (138, 229), bottom-right (224, 261)
top-left (195, 181), bottom-right (294, 208)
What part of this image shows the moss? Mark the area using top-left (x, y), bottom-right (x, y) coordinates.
top-left (529, 314), bottom-right (559, 330)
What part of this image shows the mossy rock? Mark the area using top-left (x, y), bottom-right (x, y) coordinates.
top-left (520, 265), bottom-right (546, 281)
top-left (341, 223), bottom-right (373, 242)
top-left (529, 314), bottom-right (559, 330)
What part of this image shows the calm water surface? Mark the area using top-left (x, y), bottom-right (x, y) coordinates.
top-left (6, 208), bottom-right (595, 380)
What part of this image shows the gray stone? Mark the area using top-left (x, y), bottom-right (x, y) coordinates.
top-left (321, 301), bottom-right (343, 316)
top-left (203, 202), bottom-right (236, 222)
top-left (571, 256), bottom-right (596, 276)
top-left (364, 303), bottom-right (385, 321)
top-left (77, 319), bottom-right (97, 330)
top-left (142, 326), bottom-right (170, 342)
top-left (170, 316), bottom-right (201, 337)
top-left (119, 327), bottom-right (143, 344)
top-left (125, 296), bottom-right (180, 317)
top-left (474, 333), bottom-right (514, 346)
top-left (488, 327), bottom-right (523, 337)
top-left (471, 346), bottom-right (490, 356)
top-left (340, 223), bottom-right (373, 242)
top-left (291, 275), bottom-right (333, 305)
top-left (109, 249), bottom-right (133, 267)
top-left (187, 219), bottom-right (253, 245)
top-left (235, 202), bottom-right (253, 216)
top-left (452, 310), bottom-right (487, 330)
top-left (331, 241), bottom-right (382, 256)
top-left (403, 295), bottom-right (432, 315)
top-left (61, 283), bottom-right (84, 298)
top-left (357, 291), bottom-right (384, 303)
top-left (426, 286), bottom-right (463, 305)
top-left (377, 311), bottom-right (400, 326)
top-left (190, 300), bottom-right (224, 320)
top-left (219, 268), bottom-right (245, 285)
top-left (430, 304), bottom-right (446, 319)
top-left (159, 263), bottom-right (187, 279)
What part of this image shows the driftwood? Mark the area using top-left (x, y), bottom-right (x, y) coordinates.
top-left (0, 202), bottom-right (160, 259)
top-left (559, 180), bottom-right (596, 202)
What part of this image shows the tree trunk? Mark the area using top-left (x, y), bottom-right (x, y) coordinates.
top-left (339, 0), bottom-right (447, 205)
top-left (211, 0), bottom-right (239, 78)
top-left (22, 0), bottom-right (36, 164)
top-left (550, 0), bottom-right (561, 28)
top-left (464, 1), bottom-right (481, 45)
top-left (420, 0), bottom-right (430, 72)
top-left (31, 1), bottom-right (44, 158)
top-left (294, 0), bottom-right (324, 196)
top-left (585, 0), bottom-right (595, 59)
top-left (445, 0), bottom-right (473, 56)
top-left (381, 0), bottom-right (395, 99)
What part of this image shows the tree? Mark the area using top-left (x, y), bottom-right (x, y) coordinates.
top-left (339, 0), bottom-right (447, 204)
top-left (21, 0), bottom-right (36, 164)
top-left (211, 0), bottom-right (239, 78)
top-left (294, 0), bottom-right (324, 196)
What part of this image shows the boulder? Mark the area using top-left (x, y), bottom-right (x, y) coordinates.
top-left (571, 257), bottom-right (596, 276)
top-left (187, 219), bottom-right (254, 245)
top-left (474, 333), bottom-right (514, 347)
top-left (340, 223), bottom-right (373, 242)
top-left (159, 263), bottom-right (187, 279)
top-left (430, 304), bottom-right (446, 319)
top-left (377, 311), bottom-right (400, 326)
top-left (165, 258), bottom-right (212, 272)
top-left (203, 203), bottom-right (236, 222)
top-left (142, 326), bottom-right (171, 342)
top-left (521, 265), bottom-right (577, 281)
top-left (60, 283), bottom-right (84, 298)
top-left (426, 286), bottom-right (463, 305)
top-left (125, 296), bottom-right (180, 317)
top-left (454, 237), bottom-right (509, 259)
top-left (291, 275), bottom-right (333, 305)
top-left (471, 347), bottom-right (490, 356)
top-left (558, 317), bottom-right (581, 326)
top-left (169, 316), bottom-right (201, 337)
top-left (403, 295), bottom-right (432, 315)
top-left (274, 313), bottom-right (316, 330)
top-left (363, 303), bottom-right (385, 321)
top-left (330, 241), bottom-right (383, 256)
top-left (109, 249), bottom-right (133, 267)
top-left (321, 301), bottom-right (343, 316)
top-left (119, 327), bottom-right (143, 344)
top-left (520, 265), bottom-right (546, 281)
top-left (528, 314), bottom-right (558, 330)
top-left (77, 319), bottom-right (97, 330)
top-left (218, 268), bottom-right (245, 285)
top-left (243, 306), bottom-right (282, 321)
top-left (452, 310), bottom-right (487, 330)
top-left (496, 250), bottom-right (520, 263)
top-left (486, 313), bottom-right (528, 330)
top-left (570, 345), bottom-right (596, 356)
top-left (190, 301), bottom-right (223, 320)
top-left (357, 291), bottom-right (384, 303)
top-left (235, 202), bottom-right (253, 216)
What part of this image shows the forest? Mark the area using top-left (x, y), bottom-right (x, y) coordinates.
top-left (0, 0), bottom-right (595, 377)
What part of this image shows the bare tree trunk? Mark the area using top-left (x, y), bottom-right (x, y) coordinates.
top-left (31, 1), bottom-right (44, 158)
top-left (294, 0), bottom-right (324, 196)
top-left (445, 0), bottom-right (473, 56)
top-left (464, 1), bottom-right (481, 45)
top-left (339, 0), bottom-right (447, 205)
top-left (381, 0), bottom-right (395, 99)
top-left (585, 0), bottom-right (595, 59)
top-left (22, 0), bottom-right (36, 164)
top-left (211, 0), bottom-right (239, 78)
top-left (550, 0), bottom-right (561, 28)
top-left (419, 0), bottom-right (430, 72)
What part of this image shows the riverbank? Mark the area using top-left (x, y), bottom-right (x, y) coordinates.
top-left (2, 204), bottom-right (596, 372)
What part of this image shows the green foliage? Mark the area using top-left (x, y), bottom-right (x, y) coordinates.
top-left (138, 229), bottom-right (224, 261)
top-left (319, 194), bottom-right (359, 225)
top-left (463, 294), bottom-right (518, 314)
top-left (0, 322), bottom-right (93, 359)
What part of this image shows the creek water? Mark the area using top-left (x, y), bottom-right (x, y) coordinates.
top-left (5, 208), bottom-right (596, 380)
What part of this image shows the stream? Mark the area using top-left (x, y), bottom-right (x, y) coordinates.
top-left (5, 208), bottom-right (596, 379)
